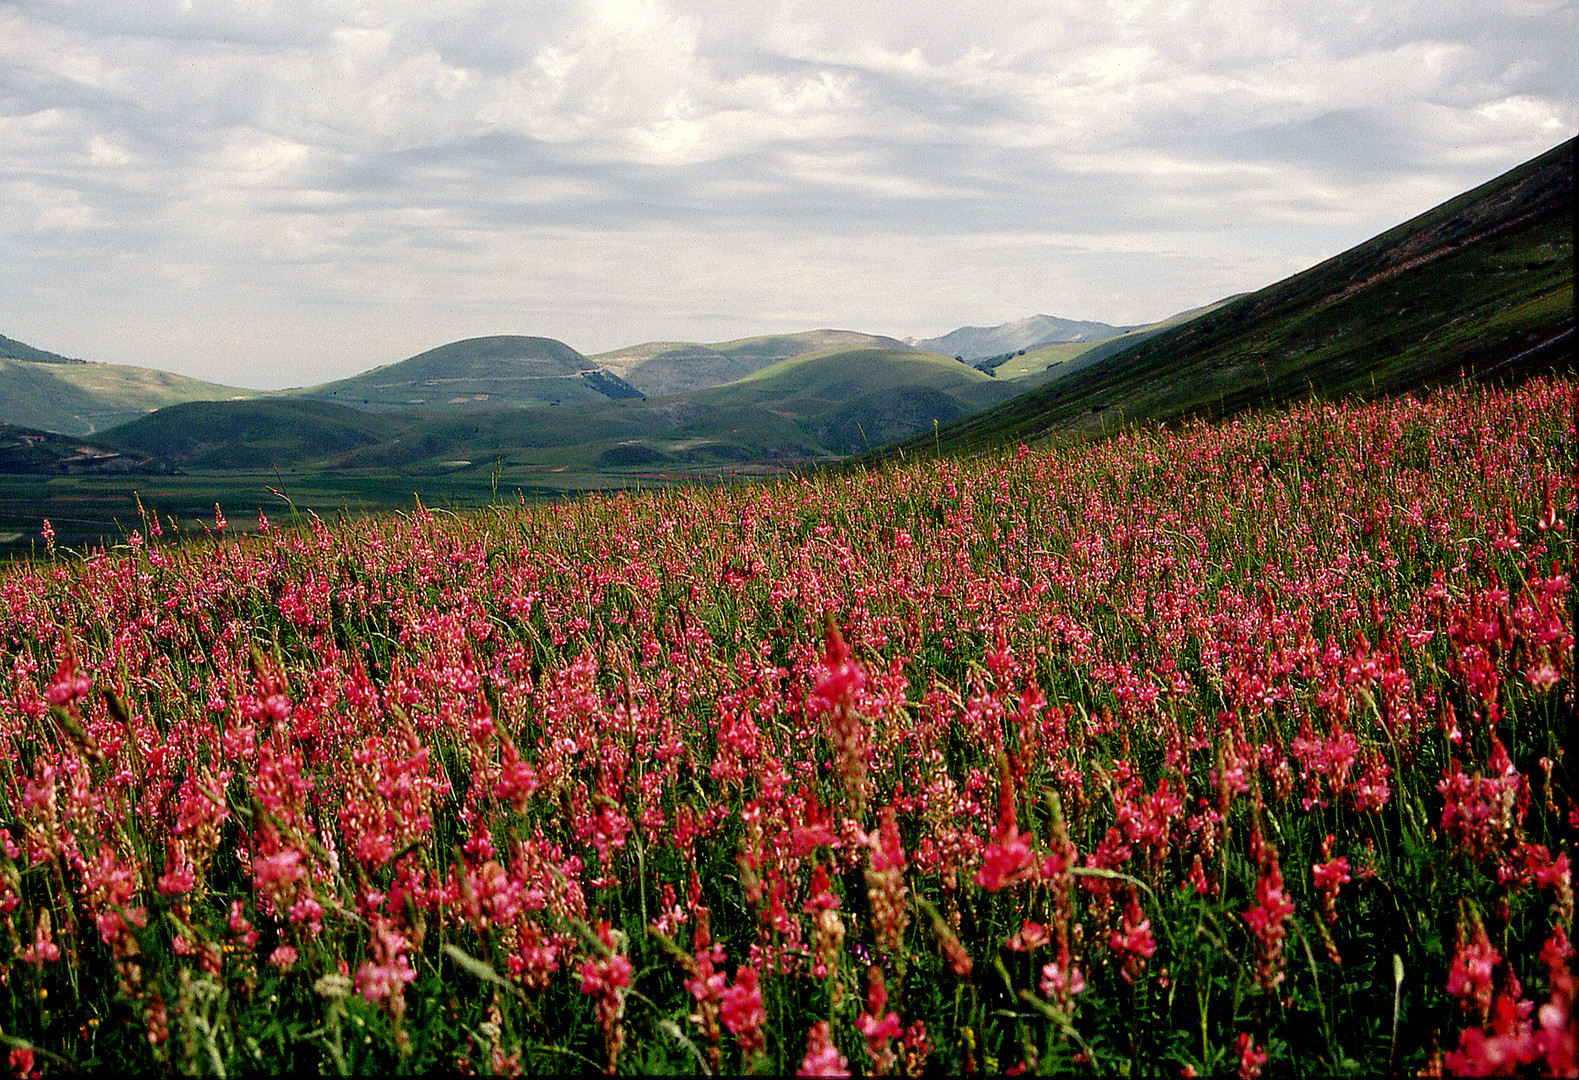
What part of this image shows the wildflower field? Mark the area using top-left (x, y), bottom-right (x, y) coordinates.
top-left (0, 378), bottom-right (1573, 1076)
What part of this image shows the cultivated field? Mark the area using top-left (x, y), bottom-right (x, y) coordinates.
top-left (0, 378), bottom-right (1572, 1075)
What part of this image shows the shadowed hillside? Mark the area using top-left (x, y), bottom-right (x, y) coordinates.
top-left (0, 424), bottom-right (169, 475)
top-left (692, 345), bottom-right (1014, 454)
top-left (103, 398), bottom-right (404, 470)
top-left (348, 345), bottom-right (1008, 470)
top-left (1, 334), bottom-right (85, 365)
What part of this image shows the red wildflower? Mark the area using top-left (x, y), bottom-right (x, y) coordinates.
top-left (1448, 913), bottom-right (1502, 1023)
top-left (579, 921), bottom-right (633, 1073)
top-left (1235, 1032), bottom-right (1266, 1079)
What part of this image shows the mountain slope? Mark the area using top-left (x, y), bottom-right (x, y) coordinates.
top-left (103, 399), bottom-right (404, 470)
top-left (1, 334), bottom-right (86, 365)
top-left (693, 345), bottom-right (1014, 454)
top-left (870, 136), bottom-right (1575, 460)
top-left (0, 349), bottom-right (254, 437)
top-left (0, 423), bottom-right (170, 475)
top-left (297, 335), bottom-right (640, 410)
top-left (591, 330), bottom-right (920, 398)
top-left (916, 314), bottom-right (1132, 361)
top-left (321, 343), bottom-right (1010, 473)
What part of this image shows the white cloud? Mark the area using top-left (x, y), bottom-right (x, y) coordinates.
top-left (0, 0), bottom-right (1572, 387)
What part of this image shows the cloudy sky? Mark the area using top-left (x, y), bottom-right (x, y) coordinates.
top-left (2, 1), bottom-right (1573, 389)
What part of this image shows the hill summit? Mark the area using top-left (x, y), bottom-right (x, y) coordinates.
top-left (298, 336), bottom-right (642, 410)
top-left (915, 315), bottom-right (1131, 361)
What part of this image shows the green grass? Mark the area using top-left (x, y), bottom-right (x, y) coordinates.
top-left (0, 333), bottom-right (86, 365)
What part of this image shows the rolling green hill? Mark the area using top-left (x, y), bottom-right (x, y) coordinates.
top-left (979, 299), bottom-right (1240, 385)
top-left (693, 345), bottom-right (1015, 453)
top-left (318, 343), bottom-right (1011, 475)
top-left (295, 336), bottom-right (641, 410)
top-left (95, 336), bottom-right (1002, 475)
top-left (102, 398), bottom-right (404, 471)
top-left (591, 330), bottom-right (920, 398)
top-left (868, 135), bottom-right (1575, 461)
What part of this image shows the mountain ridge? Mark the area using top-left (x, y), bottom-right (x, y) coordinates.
top-left (914, 314), bottom-right (1134, 361)
top-left (591, 329), bottom-right (922, 398)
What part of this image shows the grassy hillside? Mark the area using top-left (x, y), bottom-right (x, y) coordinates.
top-left (322, 344), bottom-right (1012, 475)
top-left (980, 298), bottom-right (1239, 384)
top-left (0, 424), bottom-right (167, 476)
top-left (694, 345), bottom-right (1014, 452)
top-left (0, 333), bottom-right (85, 365)
top-left (592, 329), bottom-right (919, 398)
top-left (0, 353), bottom-right (254, 437)
top-left (869, 136), bottom-right (1575, 460)
top-left (103, 398), bottom-right (404, 470)
top-left (92, 339), bottom-right (1009, 479)
top-left (296, 335), bottom-right (639, 411)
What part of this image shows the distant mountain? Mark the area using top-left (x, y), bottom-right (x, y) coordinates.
top-left (0, 341), bottom-right (255, 437)
top-left (691, 344), bottom-right (1015, 455)
top-left (973, 298), bottom-right (1241, 385)
top-left (132, 341), bottom-right (1011, 474)
top-left (94, 331), bottom-right (1000, 473)
top-left (915, 315), bottom-right (1132, 361)
top-left (868, 135), bottom-right (1575, 461)
top-left (592, 330), bottom-right (920, 398)
top-left (296, 336), bottom-right (642, 410)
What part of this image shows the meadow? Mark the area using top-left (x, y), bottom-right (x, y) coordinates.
top-left (0, 377), bottom-right (1572, 1075)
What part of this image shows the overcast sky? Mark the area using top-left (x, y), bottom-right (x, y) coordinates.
top-left (2, 1), bottom-right (1573, 389)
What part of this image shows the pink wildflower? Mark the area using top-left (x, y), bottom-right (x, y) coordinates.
top-left (1447, 915), bottom-right (1501, 1023)
top-left (798, 1020), bottom-right (850, 1078)
top-left (720, 965), bottom-right (767, 1054)
top-left (579, 921), bottom-right (633, 1072)
top-left (1243, 841), bottom-right (1295, 991)
top-left (1110, 893), bottom-right (1156, 984)
top-left (1006, 919), bottom-right (1049, 952)
top-left (1040, 959), bottom-right (1087, 1001)
top-left (17, 910), bottom-right (59, 966)
top-left (857, 966), bottom-right (903, 1074)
